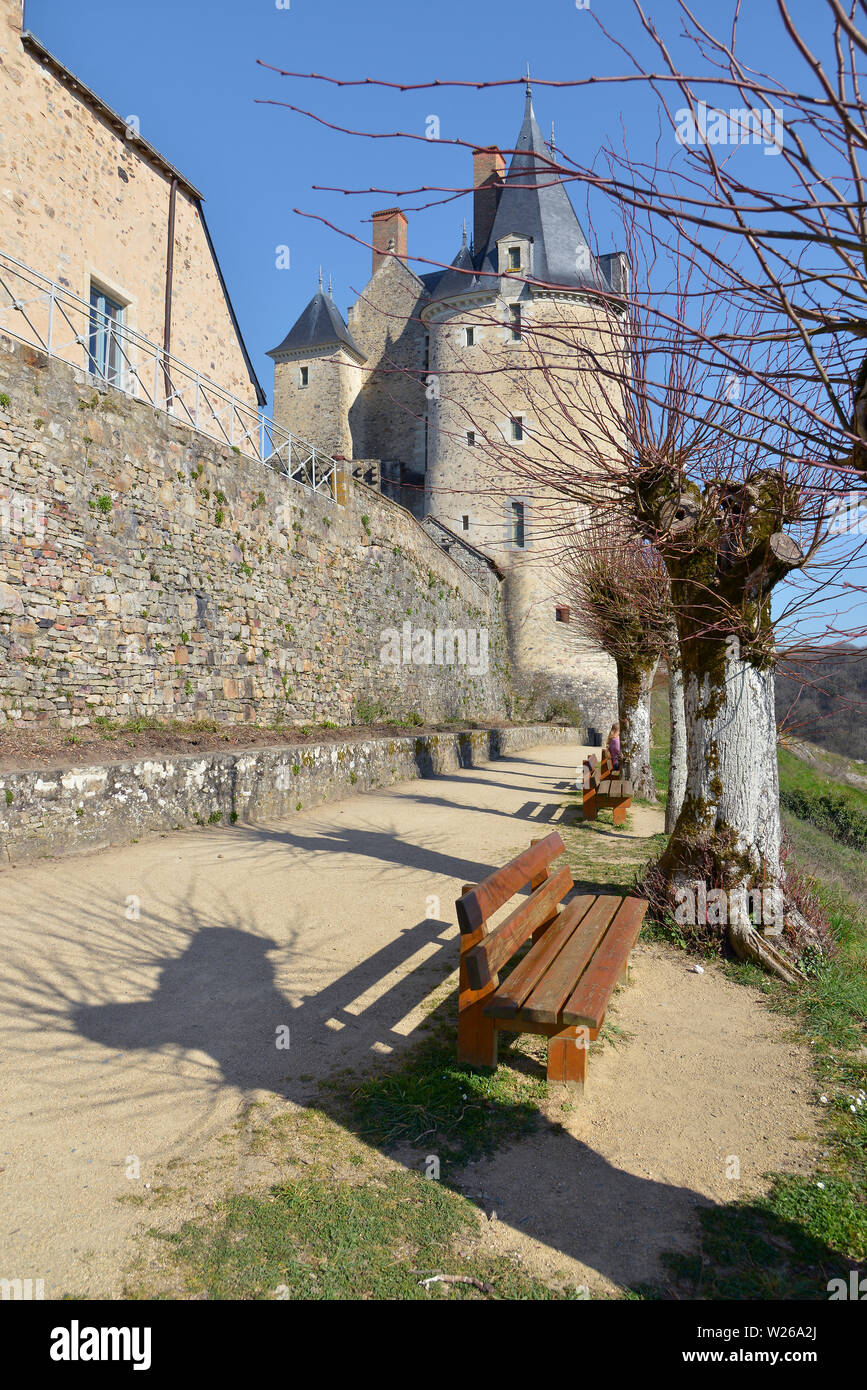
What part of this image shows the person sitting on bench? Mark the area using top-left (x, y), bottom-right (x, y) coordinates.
top-left (606, 722), bottom-right (621, 772)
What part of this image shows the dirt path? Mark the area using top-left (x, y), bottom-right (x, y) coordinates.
top-left (0, 742), bottom-right (819, 1298)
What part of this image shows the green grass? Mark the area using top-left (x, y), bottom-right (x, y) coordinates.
top-left (778, 746), bottom-right (867, 816)
top-left (321, 1018), bottom-right (546, 1169)
top-left (649, 684), bottom-right (670, 802)
top-left (138, 1167), bottom-right (585, 1301)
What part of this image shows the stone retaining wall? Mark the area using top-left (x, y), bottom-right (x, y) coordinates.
top-left (0, 724), bottom-right (581, 864)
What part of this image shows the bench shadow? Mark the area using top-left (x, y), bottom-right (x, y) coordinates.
top-left (55, 886), bottom-right (848, 1298)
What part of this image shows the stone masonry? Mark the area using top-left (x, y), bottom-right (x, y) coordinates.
top-left (0, 337), bottom-right (513, 729)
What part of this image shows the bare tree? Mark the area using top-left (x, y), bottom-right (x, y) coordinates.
top-left (562, 530), bottom-right (669, 801)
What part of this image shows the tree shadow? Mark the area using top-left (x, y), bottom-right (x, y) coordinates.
top-left (44, 886), bottom-right (854, 1297)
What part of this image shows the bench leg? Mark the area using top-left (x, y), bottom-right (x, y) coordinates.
top-left (457, 1003), bottom-right (498, 1068)
top-left (547, 1025), bottom-right (598, 1093)
top-left (458, 906), bottom-right (498, 1069)
top-left (582, 790), bottom-right (597, 821)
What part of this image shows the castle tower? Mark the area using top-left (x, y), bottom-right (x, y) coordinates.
top-left (267, 276), bottom-right (366, 459)
top-left (422, 89), bottom-right (627, 731)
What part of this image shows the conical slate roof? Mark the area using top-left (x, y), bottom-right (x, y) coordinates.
top-left (476, 89), bottom-right (608, 292)
top-left (268, 286), bottom-right (366, 361)
top-left (425, 234), bottom-right (479, 302)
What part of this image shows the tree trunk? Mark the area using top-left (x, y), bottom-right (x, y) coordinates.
top-left (658, 642), bottom-right (804, 981)
top-left (617, 656), bottom-right (658, 800)
top-left (664, 621), bottom-right (686, 834)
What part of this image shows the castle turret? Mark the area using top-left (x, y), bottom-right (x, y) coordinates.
top-left (267, 276), bottom-right (366, 459)
top-left (422, 88), bottom-right (627, 728)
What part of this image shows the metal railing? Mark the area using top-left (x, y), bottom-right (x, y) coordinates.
top-left (0, 248), bottom-right (339, 501)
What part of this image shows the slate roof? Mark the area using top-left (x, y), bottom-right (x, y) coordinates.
top-left (268, 288), bottom-right (366, 362)
top-left (424, 236), bottom-right (480, 303)
top-left (423, 90), bottom-right (611, 299)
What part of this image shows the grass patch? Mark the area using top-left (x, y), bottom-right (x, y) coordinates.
top-left (320, 1018), bottom-right (546, 1169)
top-left (137, 1167), bottom-right (585, 1301)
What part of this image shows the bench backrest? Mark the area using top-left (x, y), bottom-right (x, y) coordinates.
top-left (456, 831), bottom-right (572, 991)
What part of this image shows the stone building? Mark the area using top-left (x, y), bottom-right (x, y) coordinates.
top-left (269, 87), bottom-right (623, 730)
top-left (0, 0), bottom-right (263, 408)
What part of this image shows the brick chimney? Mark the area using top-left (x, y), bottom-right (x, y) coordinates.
top-left (371, 208), bottom-right (408, 275)
top-left (473, 147), bottom-right (505, 258)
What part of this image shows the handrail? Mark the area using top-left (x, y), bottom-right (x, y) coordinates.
top-left (0, 247), bottom-right (340, 503)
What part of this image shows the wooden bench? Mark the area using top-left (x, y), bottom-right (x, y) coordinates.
top-left (456, 831), bottom-right (648, 1092)
top-left (581, 749), bottom-right (634, 826)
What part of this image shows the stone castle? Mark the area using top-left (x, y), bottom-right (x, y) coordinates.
top-left (270, 87), bottom-right (622, 731)
top-left (0, 0), bottom-right (618, 738)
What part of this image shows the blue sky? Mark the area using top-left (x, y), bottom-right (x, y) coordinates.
top-left (26, 0), bottom-right (802, 390)
top-left (24, 0), bottom-right (863, 643)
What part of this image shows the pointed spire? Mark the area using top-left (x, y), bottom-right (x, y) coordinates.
top-left (550, 120), bottom-right (556, 155)
top-left (461, 218), bottom-right (467, 248)
top-left (318, 265), bottom-right (323, 291)
top-left (328, 273), bottom-right (333, 296)
top-left (476, 87), bottom-right (600, 291)
top-left (524, 61), bottom-right (531, 97)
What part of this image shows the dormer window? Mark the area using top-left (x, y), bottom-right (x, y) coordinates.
top-left (508, 246), bottom-right (521, 271)
top-left (510, 305), bottom-right (522, 341)
top-left (299, 365), bottom-right (309, 387)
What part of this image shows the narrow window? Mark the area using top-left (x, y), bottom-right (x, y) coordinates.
top-left (508, 246), bottom-right (521, 270)
top-left (510, 415), bottom-right (524, 442)
top-left (510, 499), bottom-right (525, 548)
top-left (466, 430), bottom-right (475, 447)
top-left (88, 285), bottom-right (125, 385)
top-left (464, 326), bottom-right (474, 347)
top-left (462, 515), bottom-right (470, 532)
top-left (555, 605), bottom-right (571, 623)
top-left (510, 304), bottom-right (522, 340)
top-left (299, 365), bottom-right (309, 387)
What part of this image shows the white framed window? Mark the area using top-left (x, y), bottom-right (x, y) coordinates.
top-left (510, 415), bottom-right (524, 442)
top-left (464, 326), bottom-right (475, 347)
top-left (88, 283), bottom-right (127, 386)
top-left (509, 304), bottom-right (522, 340)
top-left (466, 430), bottom-right (476, 447)
top-left (508, 246), bottom-right (521, 270)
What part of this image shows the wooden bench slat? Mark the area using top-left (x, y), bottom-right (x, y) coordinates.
top-left (456, 831), bottom-right (565, 934)
top-left (519, 895), bottom-right (622, 1024)
top-left (483, 894), bottom-right (596, 1017)
top-left (463, 865), bottom-right (573, 992)
top-left (561, 897), bottom-right (648, 1029)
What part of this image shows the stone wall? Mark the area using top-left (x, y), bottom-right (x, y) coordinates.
top-left (0, 724), bottom-right (582, 864)
top-left (346, 256), bottom-right (429, 472)
top-left (0, 336), bottom-right (513, 729)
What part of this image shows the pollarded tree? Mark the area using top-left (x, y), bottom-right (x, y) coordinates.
top-left (562, 529), bottom-right (675, 803)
